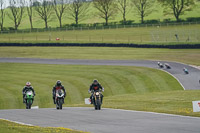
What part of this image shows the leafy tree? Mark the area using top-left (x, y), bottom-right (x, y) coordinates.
top-left (0, 0), bottom-right (5, 31)
top-left (53, 0), bottom-right (68, 28)
top-left (117, 0), bottom-right (131, 24)
top-left (26, 0), bottom-right (34, 29)
top-left (131, 0), bottom-right (155, 24)
top-left (8, 0), bottom-right (25, 30)
top-left (93, 0), bottom-right (117, 26)
top-left (35, 0), bottom-right (53, 29)
top-left (158, 0), bottom-right (195, 22)
top-left (68, 0), bottom-right (90, 26)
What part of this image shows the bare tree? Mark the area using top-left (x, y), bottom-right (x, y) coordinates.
top-left (26, 0), bottom-right (34, 29)
top-left (68, 0), bottom-right (90, 26)
top-left (35, 0), bottom-right (53, 29)
top-left (158, 0), bottom-right (195, 22)
top-left (0, 0), bottom-right (5, 31)
top-left (117, 0), bottom-right (131, 24)
top-left (53, 0), bottom-right (68, 28)
top-left (93, 0), bottom-right (117, 26)
top-left (8, 0), bottom-right (25, 30)
top-left (131, 0), bottom-right (155, 24)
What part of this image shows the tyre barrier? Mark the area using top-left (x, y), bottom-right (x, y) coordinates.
top-left (0, 43), bottom-right (200, 49)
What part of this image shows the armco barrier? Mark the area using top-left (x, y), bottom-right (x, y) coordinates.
top-left (0, 43), bottom-right (200, 49)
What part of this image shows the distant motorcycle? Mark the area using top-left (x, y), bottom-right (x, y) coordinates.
top-left (157, 62), bottom-right (164, 68)
top-left (164, 63), bottom-right (171, 69)
top-left (55, 89), bottom-right (65, 110)
top-left (25, 90), bottom-right (34, 109)
top-left (183, 68), bottom-right (189, 74)
top-left (92, 91), bottom-right (102, 110)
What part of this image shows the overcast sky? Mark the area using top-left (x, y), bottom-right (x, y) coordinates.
top-left (2, 0), bottom-right (72, 8)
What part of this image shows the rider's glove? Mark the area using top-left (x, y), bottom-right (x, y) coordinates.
top-left (102, 88), bottom-right (104, 92)
top-left (88, 90), bottom-right (91, 93)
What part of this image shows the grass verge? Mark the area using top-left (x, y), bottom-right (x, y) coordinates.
top-left (1, 63), bottom-right (200, 117)
top-left (0, 47), bottom-right (200, 66)
top-left (0, 119), bottom-right (85, 133)
top-left (103, 90), bottom-right (200, 117)
top-left (0, 24), bottom-right (200, 44)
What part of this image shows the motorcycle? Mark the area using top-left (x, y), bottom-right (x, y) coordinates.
top-left (55, 89), bottom-right (65, 110)
top-left (157, 62), bottom-right (164, 68)
top-left (183, 68), bottom-right (189, 74)
top-left (25, 90), bottom-right (34, 109)
top-left (164, 63), bottom-right (171, 69)
top-left (92, 91), bottom-right (102, 110)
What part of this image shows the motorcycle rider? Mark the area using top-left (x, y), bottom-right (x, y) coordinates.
top-left (88, 79), bottom-right (104, 104)
top-left (52, 80), bottom-right (66, 104)
top-left (22, 82), bottom-right (35, 103)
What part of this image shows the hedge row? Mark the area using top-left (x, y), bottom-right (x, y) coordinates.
top-left (0, 43), bottom-right (200, 49)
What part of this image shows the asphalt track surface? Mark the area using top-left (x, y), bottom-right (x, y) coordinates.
top-left (0, 58), bottom-right (200, 133)
top-left (1, 107), bottom-right (200, 133)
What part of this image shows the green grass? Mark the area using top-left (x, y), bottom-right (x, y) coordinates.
top-left (0, 24), bottom-right (200, 43)
top-left (1, 63), bottom-right (200, 117)
top-left (0, 119), bottom-right (85, 133)
top-left (2, 1), bottom-right (200, 29)
top-left (0, 47), bottom-right (200, 66)
top-left (103, 90), bottom-right (200, 117)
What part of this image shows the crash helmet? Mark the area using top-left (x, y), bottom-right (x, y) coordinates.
top-left (26, 82), bottom-right (31, 87)
top-left (56, 80), bottom-right (62, 86)
top-left (93, 79), bottom-right (98, 85)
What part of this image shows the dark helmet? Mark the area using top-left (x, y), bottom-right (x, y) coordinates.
top-left (56, 80), bottom-right (62, 86)
top-left (93, 79), bottom-right (98, 85)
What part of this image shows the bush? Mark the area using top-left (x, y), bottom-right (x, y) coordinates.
top-left (119, 20), bottom-right (134, 25)
top-left (144, 19), bottom-right (160, 24)
top-left (163, 19), bottom-right (171, 23)
top-left (186, 17), bottom-right (200, 22)
top-left (8, 27), bottom-right (15, 31)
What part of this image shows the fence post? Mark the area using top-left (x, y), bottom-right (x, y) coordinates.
top-left (49, 33), bottom-right (51, 41)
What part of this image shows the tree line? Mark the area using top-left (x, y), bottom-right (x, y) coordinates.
top-left (0, 0), bottom-right (199, 31)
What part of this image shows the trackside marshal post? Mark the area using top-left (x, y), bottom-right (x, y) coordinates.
top-left (192, 101), bottom-right (200, 112)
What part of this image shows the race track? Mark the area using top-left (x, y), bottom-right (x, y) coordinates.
top-left (1, 107), bottom-right (200, 133)
top-left (0, 58), bottom-right (200, 133)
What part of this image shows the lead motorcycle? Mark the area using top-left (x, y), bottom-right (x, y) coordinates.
top-left (92, 91), bottom-right (102, 110)
top-left (25, 90), bottom-right (34, 109)
top-left (55, 89), bottom-right (65, 110)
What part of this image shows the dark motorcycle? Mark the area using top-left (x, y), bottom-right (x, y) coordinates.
top-left (165, 63), bottom-right (171, 69)
top-left (55, 89), bottom-right (65, 110)
top-left (92, 91), bottom-right (102, 110)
